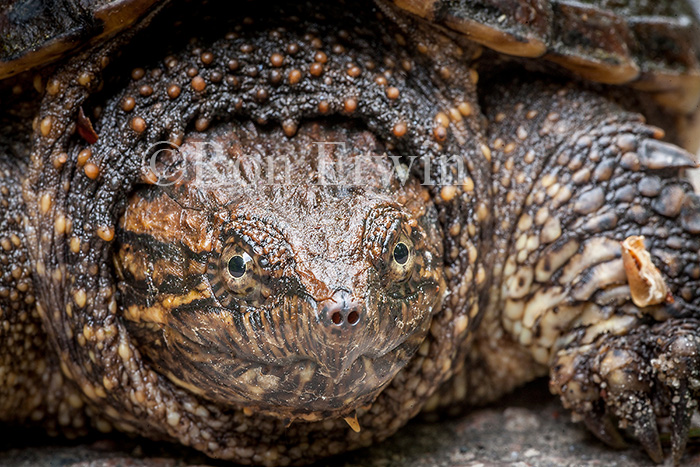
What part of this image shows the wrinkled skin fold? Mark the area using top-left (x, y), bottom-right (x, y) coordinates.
top-left (16, 1), bottom-right (487, 464)
top-left (115, 121), bottom-right (447, 420)
top-left (0, 0), bottom-right (698, 466)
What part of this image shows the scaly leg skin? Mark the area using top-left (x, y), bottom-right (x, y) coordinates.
top-left (479, 77), bottom-right (700, 464)
top-left (0, 108), bottom-right (88, 434)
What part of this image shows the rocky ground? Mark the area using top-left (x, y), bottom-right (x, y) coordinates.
top-left (2, 379), bottom-right (699, 467)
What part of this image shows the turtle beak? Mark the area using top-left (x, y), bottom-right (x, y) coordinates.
top-left (314, 353), bottom-right (359, 380)
top-left (314, 289), bottom-right (366, 379)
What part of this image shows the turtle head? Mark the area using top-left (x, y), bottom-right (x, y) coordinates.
top-left (115, 121), bottom-right (445, 420)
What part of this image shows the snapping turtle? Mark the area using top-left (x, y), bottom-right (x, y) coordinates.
top-left (2, 0), bottom-right (700, 465)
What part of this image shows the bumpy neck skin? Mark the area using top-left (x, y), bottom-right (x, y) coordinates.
top-left (7, 1), bottom-right (700, 465)
top-left (17, 0), bottom-right (493, 463)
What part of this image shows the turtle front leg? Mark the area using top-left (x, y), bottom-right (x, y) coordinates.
top-left (482, 78), bottom-right (700, 463)
top-left (551, 318), bottom-right (700, 463)
top-left (0, 149), bottom-right (88, 433)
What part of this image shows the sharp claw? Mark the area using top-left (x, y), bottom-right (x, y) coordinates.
top-left (671, 383), bottom-right (695, 466)
top-left (583, 412), bottom-right (627, 449)
top-left (633, 403), bottom-right (664, 464)
top-left (640, 139), bottom-right (699, 171)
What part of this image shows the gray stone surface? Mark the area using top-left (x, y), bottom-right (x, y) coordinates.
top-left (1, 380), bottom-right (699, 467)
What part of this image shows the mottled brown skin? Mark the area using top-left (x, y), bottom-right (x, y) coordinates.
top-left (1, 0), bottom-right (700, 466)
top-left (115, 122), bottom-right (446, 421)
top-left (460, 78), bottom-right (700, 465)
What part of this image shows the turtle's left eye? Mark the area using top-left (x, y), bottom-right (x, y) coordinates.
top-left (389, 236), bottom-right (414, 281)
top-left (393, 242), bottom-right (410, 265)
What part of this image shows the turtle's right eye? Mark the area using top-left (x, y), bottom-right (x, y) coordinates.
top-left (207, 243), bottom-right (265, 308)
top-left (221, 249), bottom-right (257, 295)
top-left (228, 254), bottom-right (249, 279)
top-left (207, 224), bottom-right (285, 310)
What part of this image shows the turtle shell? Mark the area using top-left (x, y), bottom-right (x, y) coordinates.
top-left (0, 0), bottom-right (163, 80)
top-left (387, 0), bottom-right (700, 113)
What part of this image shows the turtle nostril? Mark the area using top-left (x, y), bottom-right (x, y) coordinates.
top-left (328, 309), bottom-right (360, 326)
top-left (322, 291), bottom-right (363, 328)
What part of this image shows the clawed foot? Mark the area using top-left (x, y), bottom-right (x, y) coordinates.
top-left (550, 319), bottom-right (700, 464)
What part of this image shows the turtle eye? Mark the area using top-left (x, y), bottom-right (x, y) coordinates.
top-left (223, 251), bottom-right (254, 288)
top-left (227, 254), bottom-right (249, 279)
top-left (388, 236), bottom-right (414, 281)
top-left (210, 246), bottom-right (263, 306)
top-left (393, 242), bottom-right (410, 265)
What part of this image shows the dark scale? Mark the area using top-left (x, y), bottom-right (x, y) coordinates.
top-left (1, 0), bottom-right (700, 465)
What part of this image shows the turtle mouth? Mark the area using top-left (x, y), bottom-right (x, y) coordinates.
top-left (161, 328), bottom-right (428, 422)
top-left (267, 335), bottom-right (410, 380)
top-left (241, 312), bottom-right (418, 380)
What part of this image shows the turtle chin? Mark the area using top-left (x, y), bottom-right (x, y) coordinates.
top-left (153, 316), bottom-right (433, 421)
